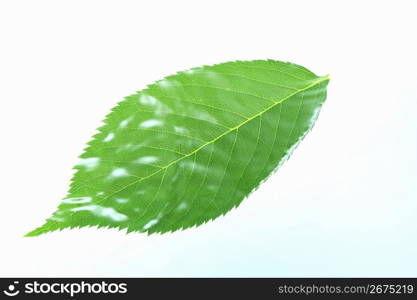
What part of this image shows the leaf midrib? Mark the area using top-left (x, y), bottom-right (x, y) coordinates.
top-left (97, 75), bottom-right (330, 204)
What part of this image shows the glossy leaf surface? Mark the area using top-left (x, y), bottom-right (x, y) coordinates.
top-left (27, 60), bottom-right (329, 236)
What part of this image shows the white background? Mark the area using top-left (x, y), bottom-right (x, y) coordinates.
top-left (1, 0), bottom-right (416, 276)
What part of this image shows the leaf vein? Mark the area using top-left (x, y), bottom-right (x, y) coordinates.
top-left (95, 77), bottom-right (329, 204)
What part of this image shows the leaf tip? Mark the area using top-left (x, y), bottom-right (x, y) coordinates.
top-left (24, 221), bottom-right (56, 237)
top-left (24, 227), bottom-right (44, 237)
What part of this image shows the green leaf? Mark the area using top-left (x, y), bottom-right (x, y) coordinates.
top-left (26, 60), bottom-right (329, 236)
